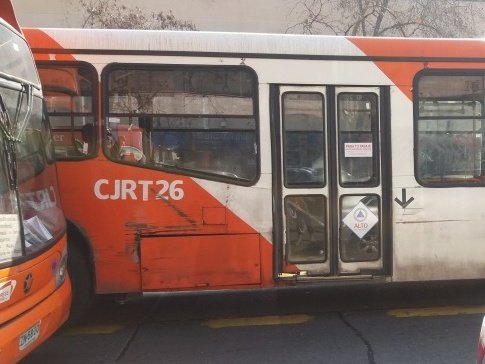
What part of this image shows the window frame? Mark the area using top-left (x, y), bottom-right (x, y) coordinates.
top-left (101, 63), bottom-right (260, 186)
top-left (0, 83), bottom-right (66, 269)
top-left (338, 193), bottom-right (381, 263)
top-left (337, 92), bottom-right (380, 188)
top-left (284, 194), bottom-right (327, 264)
top-left (0, 22), bottom-right (40, 87)
top-left (414, 69), bottom-right (485, 187)
top-left (36, 60), bottom-right (99, 161)
top-left (281, 91), bottom-right (326, 189)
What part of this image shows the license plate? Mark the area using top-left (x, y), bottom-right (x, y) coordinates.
top-left (19, 321), bottom-right (41, 351)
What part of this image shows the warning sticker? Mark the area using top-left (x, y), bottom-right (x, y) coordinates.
top-left (0, 280), bottom-right (16, 304)
top-left (342, 201), bottom-right (378, 239)
top-left (344, 143), bottom-right (373, 158)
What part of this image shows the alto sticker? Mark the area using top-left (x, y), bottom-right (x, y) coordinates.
top-left (0, 280), bottom-right (17, 304)
top-left (342, 201), bottom-right (378, 239)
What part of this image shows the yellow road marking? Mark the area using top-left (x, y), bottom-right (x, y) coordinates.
top-left (60, 306), bottom-right (483, 334)
top-left (387, 305), bottom-right (485, 318)
top-left (62, 324), bottom-right (125, 335)
top-left (203, 314), bottom-right (313, 329)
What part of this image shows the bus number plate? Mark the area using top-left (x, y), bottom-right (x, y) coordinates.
top-left (19, 321), bottom-right (41, 351)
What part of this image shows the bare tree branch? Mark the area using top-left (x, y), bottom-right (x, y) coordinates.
top-left (287, 0), bottom-right (485, 37)
top-left (79, 0), bottom-right (197, 30)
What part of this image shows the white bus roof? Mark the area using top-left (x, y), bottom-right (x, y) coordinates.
top-left (24, 28), bottom-right (485, 60)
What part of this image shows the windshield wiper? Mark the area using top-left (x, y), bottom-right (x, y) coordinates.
top-left (0, 82), bottom-right (33, 143)
top-left (0, 90), bottom-right (15, 142)
top-left (14, 83), bottom-right (33, 141)
top-left (0, 92), bottom-right (18, 189)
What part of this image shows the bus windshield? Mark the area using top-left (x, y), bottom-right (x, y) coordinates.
top-left (0, 125), bottom-right (21, 264)
top-left (0, 26), bottom-right (64, 267)
top-left (0, 21), bottom-right (38, 84)
top-left (16, 96), bottom-right (65, 254)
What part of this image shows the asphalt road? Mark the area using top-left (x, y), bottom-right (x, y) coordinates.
top-left (21, 280), bottom-right (485, 364)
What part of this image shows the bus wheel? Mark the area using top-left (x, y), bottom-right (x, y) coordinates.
top-left (67, 244), bottom-right (94, 324)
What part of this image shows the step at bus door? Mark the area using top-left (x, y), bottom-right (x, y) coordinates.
top-left (275, 85), bottom-right (391, 279)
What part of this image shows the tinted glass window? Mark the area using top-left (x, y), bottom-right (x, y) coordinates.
top-left (16, 96), bottom-right (65, 254)
top-left (38, 64), bottom-right (96, 159)
top-left (282, 92), bottom-right (325, 187)
top-left (285, 195), bottom-right (327, 263)
top-left (105, 66), bottom-right (258, 183)
top-left (338, 93), bottom-right (379, 187)
top-left (416, 73), bottom-right (485, 185)
top-left (340, 195), bottom-right (380, 262)
top-left (0, 23), bottom-right (39, 84)
top-left (0, 132), bottom-right (22, 265)
top-left (0, 87), bottom-right (65, 264)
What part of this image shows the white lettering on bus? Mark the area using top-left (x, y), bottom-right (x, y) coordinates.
top-left (94, 179), bottom-right (184, 201)
top-left (121, 180), bottom-right (137, 200)
top-left (53, 134), bottom-right (64, 142)
top-left (21, 186), bottom-right (57, 211)
top-left (138, 180), bottom-right (153, 201)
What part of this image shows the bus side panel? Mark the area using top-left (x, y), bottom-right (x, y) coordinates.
top-left (378, 60), bottom-right (485, 282)
top-left (141, 234), bottom-right (261, 290)
top-left (56, 157), bottom-right (273, 293)
top-left (259, 233), bottom-right (274, 287)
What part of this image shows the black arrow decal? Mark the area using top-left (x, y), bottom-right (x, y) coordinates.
top-left (394, 188), bottom-right (414, 208)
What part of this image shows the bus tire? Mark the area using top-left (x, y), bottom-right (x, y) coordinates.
top-left (67, 244), bottom-right (94, 324)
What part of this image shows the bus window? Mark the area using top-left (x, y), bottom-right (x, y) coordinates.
top-left (37, 64), bottom-right (96, 159)
top-left (104, 66), bottom-right (258, 183)
top-left (339, 194), bottom-right (380, 262)
top-left (0, 25), bottom-right (38, 83)
top-left (16, 98), bottom-right (65, 253)
top-left (0, 134), bottom-right (21, 264)
top-left (337, 93), bottom-right (379, 187)
top-left (282, 92), bottom-right (325, 187)
top-left (0, 94), bottom-right (64, 256)
top-left (416, 72), bottom-right (485, 186)
top-left (284, 195), bottom-right (327, 263)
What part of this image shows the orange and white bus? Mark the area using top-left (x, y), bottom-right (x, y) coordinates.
top-left (23, 27), bottom-right (485, 316)
top-left (0, 17), bottom-right (70, 364)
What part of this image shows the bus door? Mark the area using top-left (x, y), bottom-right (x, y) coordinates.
top-left (275, 85), bottom-right (391, 279)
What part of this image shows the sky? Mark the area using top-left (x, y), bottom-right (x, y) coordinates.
top-left (13, 0), bottom-right (297, 33)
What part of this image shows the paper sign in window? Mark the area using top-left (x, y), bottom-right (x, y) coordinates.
top-left (0, 214), bottom-right (22, 263)
top-left (344, 143), bottom-right (373, 158)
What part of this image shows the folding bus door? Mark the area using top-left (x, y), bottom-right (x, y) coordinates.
top-left (275, 85), bottom-right (391, 279)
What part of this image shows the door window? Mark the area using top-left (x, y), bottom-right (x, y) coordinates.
top-left (284, 195), bottom-right (327, 263)
top-left (338, 93), bottom-right (379, 186)
top-left (282, 92), bottom-right (325, 187)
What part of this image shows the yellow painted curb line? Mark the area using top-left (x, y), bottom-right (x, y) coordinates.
top-left (203, 314), bottom-right (313, 329)
top-left (62, 324), bottom-right (125, 335)
top-left (387, 305), bottom-right (485, 318)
